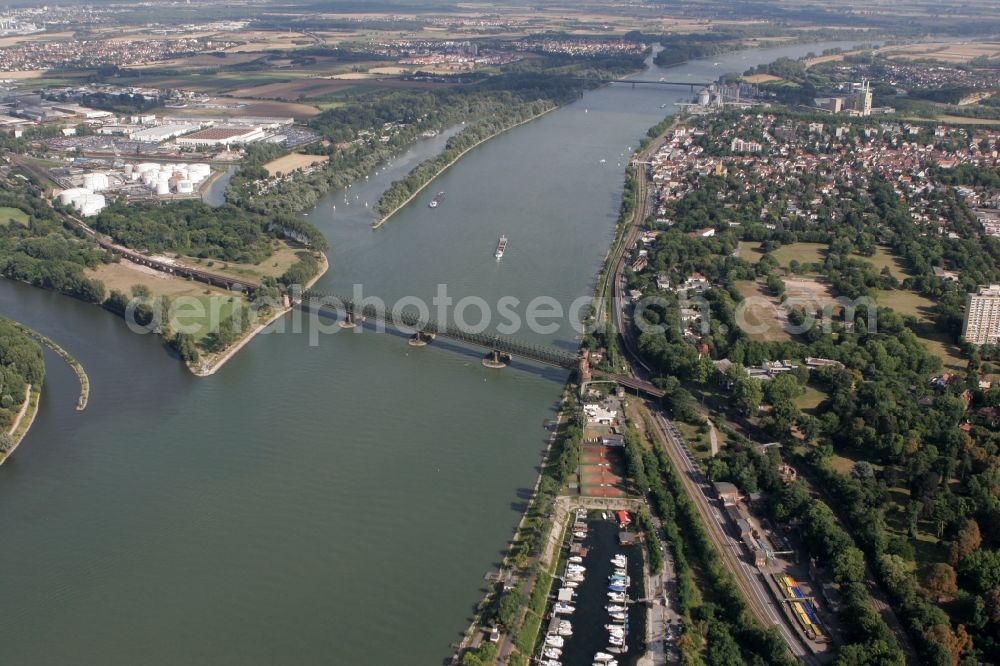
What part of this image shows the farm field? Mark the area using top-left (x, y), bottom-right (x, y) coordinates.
top-left (228, 78), bottom-right (363, 100)
top-left (878, 41), bottom-right (1000, 63)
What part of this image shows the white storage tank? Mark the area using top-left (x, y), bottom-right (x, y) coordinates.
top-left (76, 194), bottom-right (106, 217)
top-left (156, 181), bottom-right (170, 196)
top-left (176, 179), bottom-right (194, 194)
top-left (83, 172), bottom-right (109, 192)
top-left (136, 162), bottom-right (159, 174)
top-left (189, 163), bottom-right (211, 180)
top-left (58, 187), bottom-right (91, 205)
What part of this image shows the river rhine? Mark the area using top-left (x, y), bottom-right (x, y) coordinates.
top-left (0, 41), bottom-right (854, 664)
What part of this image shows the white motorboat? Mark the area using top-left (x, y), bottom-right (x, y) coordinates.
top-left (541, 660), bottom-right (562, 666)
top-left (609, 635), bottom-right (624, 646)
top-left (610, 612), bottom-right (627, 621)
top-left (567, 564), bottom-right (585, 571)
top-left (607, 592), bottom-right (626, 602)
top-left (554, 603), bottom-right (575, 614)
top-left (594, 653), bottom-right (615, 663)
top-left (606, 605), bottom-right (626, 613)
top-left (564, 581), bottom-right (580, 588)
top-left (545, 634), bottom-right (565, 647)
top-left (602, 511), bottom-right (608, 519)
top-left (545, 647), bottom-right (562, 659)
top-left (568, 556), bottom-right (583, 563)
top-left (573, 530), bottom-right (586, 538)
top-left (557, 626), bottom-right (573, 637)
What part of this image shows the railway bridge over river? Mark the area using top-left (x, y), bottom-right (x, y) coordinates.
top-left (302, 290), bottom-right (665, 399)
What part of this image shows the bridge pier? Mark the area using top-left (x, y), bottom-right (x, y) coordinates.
top-left (408, 330), bottom-right (435, 347)
top-left (339, 310), bottom-right (357, 329)
top-left (482, 349), bottom-right (510, 369)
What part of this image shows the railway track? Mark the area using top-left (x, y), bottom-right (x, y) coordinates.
top-left (645, 409), bottom-right (816, 663)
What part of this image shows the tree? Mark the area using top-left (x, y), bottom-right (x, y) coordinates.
top-left (948, 519), bottom-right (981, 567)
top-left (985, 586), bottom-right (1000, 625)
top-left (732, 374), bottom-right (764, 417)
top-left (958, 548), bottom-right (1000, 594)
top-left (879, 553), bottom-right (916, 596)
top-left (922, 623), bottom-right (971, 666)
top-left (923, 563), bottom-right (958, 602)
top-left (170, 333), bottom-right (199, 364)
top-left (834, 639), bottom-right (906, 666)
top-left (0, 431), bottom-right (13, 452)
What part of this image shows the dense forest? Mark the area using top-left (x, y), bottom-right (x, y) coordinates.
top-left (0, 172), bottom-right (108, 304)
top-left (93, 201), bottom-right (327, 263)
top-left (0, 318), bottom-right (44, 441)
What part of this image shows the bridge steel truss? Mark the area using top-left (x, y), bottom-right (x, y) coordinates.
top-left (303, 290), bottom-right (580, 369)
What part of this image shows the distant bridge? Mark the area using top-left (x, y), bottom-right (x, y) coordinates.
top-left (575, 77), bottom-right (713, 91)
top-left (302, 290), bottom-right (665, 399)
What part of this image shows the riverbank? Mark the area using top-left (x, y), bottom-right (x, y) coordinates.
top-left (191, 253), bottom-right (329, 377)
top-left (0, 385), bottom-right (40, 466)
top-left (4, 317), bottom-right (88, 411)
top-left (452, 394), bottom-right (569, 664)
top-left (372, 106), bottom-right (557, 229)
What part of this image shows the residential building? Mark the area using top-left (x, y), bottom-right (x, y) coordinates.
top-left (963, 284), bottom-right (1000, 345)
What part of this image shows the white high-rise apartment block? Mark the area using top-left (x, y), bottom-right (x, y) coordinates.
top-left (964, 284), bottom-right (1000, 345)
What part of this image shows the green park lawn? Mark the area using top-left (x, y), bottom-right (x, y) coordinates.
top-left (0, 207), bottom-right (29, 226)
